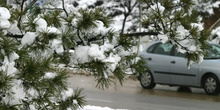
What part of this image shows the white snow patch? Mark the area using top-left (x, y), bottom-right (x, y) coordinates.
top-left (45, 72), bottom-right (57, 79)
top-left (79, 105), bottom-right (128, 110)
top-left (0, 19), bottom-right (10, 29)
top-left (21, 32), bottom-right (37, 46)
top-left (1, 52), bottom-right (19, 75)
top-left (0, 7), bottom-right (11, 19)
top-left (61, 88), bottom-right (74, 100)
top-left (177, 25), bottom-right (188, 37)
top-left (191, 23), bottom-right (204, 31)
top-left (34, 17), bottom-right (48, 32)
top-left (0, 7), bottom-right (11, 29)
top-left (104, 53), bottom-right (121, 72)
top-left (51, 39), bottom-right (64, 54)
top-left (88, 44), bottom-right (106, 61)
top-left (95, 20), bottom-right (109, 34)
top-left (77, 0), bottom-right (97, 8)
top-left (9, 52), bottom-right (19, 62)
top-left (150, 3), bottom-right (165, 14)
top-left (73, 46), bottom-right (90, 64)
top-left (158, 34), bottom-right (168, 43)
top-left (8, 21), bottom-right (22, 35)
top-left (47, 27), bottom-right (61, 34)
top-left (10, 80), bottom-right (25, 105)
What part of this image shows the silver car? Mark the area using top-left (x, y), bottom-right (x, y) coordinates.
top-left (139, 41), bottom-right (220, 95)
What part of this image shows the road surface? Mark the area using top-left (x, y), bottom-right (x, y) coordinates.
top-left (67, 74), bottom-right (220, 110)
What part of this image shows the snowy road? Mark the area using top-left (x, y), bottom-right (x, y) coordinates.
top-left (68, 74), bottom-right (220, 110)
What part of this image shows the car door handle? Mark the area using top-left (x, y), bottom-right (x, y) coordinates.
top-left (171, 61), bottom-right (176, 64)
top-left (147, 57), bottom-right (152, 61)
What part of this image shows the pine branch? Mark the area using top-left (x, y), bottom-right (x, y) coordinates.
top-left (17, 0), bottom-right (26, 35)
top-left (23, 0), bottom-right (38, 14)
top-left (77, 28), bottom-right (86, 46)
top-left (15, 0), bottom-right (20, 5)
top-left (120, 1), bottom-right (138, 34)
top-left (17, 0), bottom-right (38, 35)
top-left (62, 0), bottom-right (68, 17)
top-left (6, 33), bottom-right (24, 38)
top-left (123, 32), bottom-right (158, 37)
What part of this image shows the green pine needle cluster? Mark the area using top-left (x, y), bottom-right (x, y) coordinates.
top-left (140, 0), bottom-right (210, 66)
top-left (0, 34), bottom-right (19, 60)
top-left (1, 0), bottom-right (212, 109)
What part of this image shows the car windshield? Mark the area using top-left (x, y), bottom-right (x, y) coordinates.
top-left (206, 44), bottom-right (220, 59)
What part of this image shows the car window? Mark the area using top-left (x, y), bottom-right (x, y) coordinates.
top-left (153, 43), bottom-right (173, 55)
top-left (147, 43), bottom-right (159, 53)
top-left (206, 44), bottom-right (220, 59)
top-left (173, 48), bottom-right (186, 57)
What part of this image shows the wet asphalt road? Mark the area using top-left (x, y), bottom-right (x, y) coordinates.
top-left (67, 74), bottom-right (220, 110)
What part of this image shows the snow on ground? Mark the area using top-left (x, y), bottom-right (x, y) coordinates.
top-left (79, 105), bottom-right (127, 110)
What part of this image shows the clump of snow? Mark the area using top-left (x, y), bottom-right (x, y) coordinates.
top-left (191, 23), bottom-right (204, 31)
top-left (95, 20), bottom-right (110, 34)
top-left (176, 25), bottom-right (190, 38)
top-left (174, 25), bottom-right (201, 53)
top-left (150, 3), bottom-right (165, 14)
top-left (8, 21), bottom-right (22, 35)
top-left (73, 46), bottom-right (90, 64)
top-left (0, 7), bottom-right (11, 29)
top-left (21, 32), bottom-right (37, 46)
top-left (10, 80), bottom-right (25, 105)
top-left (1, 52), bottom-right (19, 75)
top-left (211, 27), bottom-right (220, 44)
top-left (194, 1), bottom-right (220, 15)
top-left (28, 88), bottom-right (38, 99)
top-left (72, 42), bottom-right (121, 73)
top-left (0, 50), bottom-right (22, 105)
top-left (61, 88), bottom-right (74, 100)
top-left (51, 39), bottom-right (64, 54)
top-left (102, 42), bottom-right (114, 50)
top-left (0, 7), bottom-right (11, 19)
top-left (71, 18), bottom-right (78, 27)
top-left (88, 44), bottom-right (106, 61)
top-left (104, 53), bottom-right (121, 72)
top-left (112, 15), bottom-right (124, 32)
top-left (158, 34), bottom-right (168, 43)
top-left (77, 0), bottom-right (97, 9)
top-left (0, 19), bottom-right (10, 29)
top-left (1, 59), bottom-right (17, 75)
top-left (9, 52), bottom-right (19, 62)
top-left (73, 99), bottom-right (78, 104)
top-left (34, 17), bottom-right (61, 34)
top-left (44, 72), bottom-right (57, 79)
top-left (47, 27), bottom-right (61, 34)
top-left (73, 43), bottom-right (115, 64)
top-left (79, 105), bottom-right (128, 110)
top-left (34, 17), bottom-right (48, 32)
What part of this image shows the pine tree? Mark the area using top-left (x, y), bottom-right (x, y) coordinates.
top-left (193, 0), bottom-right (220, 17)
top-left (0, 0), bottom-right (148, 109)
top-left (138, 0), bottom-right (210, 66)
top-left (0, 0), bottom-right (212, 109)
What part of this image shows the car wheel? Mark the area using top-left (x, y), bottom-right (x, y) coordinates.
top-left (140, 72), bottom-right (156, 89)
top-left (203, 74), bottom-right (220, 95)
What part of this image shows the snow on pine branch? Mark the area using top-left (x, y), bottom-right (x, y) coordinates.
top-left (0, 7), bottom-right (11, 34)
top-left (142, 0), bottom-right (209, 66)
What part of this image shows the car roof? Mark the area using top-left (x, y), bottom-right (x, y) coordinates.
top-left (149, 41), bottom-right (220, 46)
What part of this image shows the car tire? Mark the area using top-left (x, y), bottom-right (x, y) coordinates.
top-left (140, 71), bottom-right (156, 89)
top-left (203, 74), bottom-right (220, 95)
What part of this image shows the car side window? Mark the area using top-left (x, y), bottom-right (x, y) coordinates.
top-left (153, 43), bottom-right (173, 55)
top-left (206, 44), bottom-right (220, 59)
top-left (173, 48), bottom-right (186, 57)
top-left (147, 43), bottom-right (159, 53)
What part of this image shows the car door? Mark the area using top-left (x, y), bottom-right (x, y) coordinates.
top-left (169, 48), bottom-right (199, 86)
top-left (141, 42), bottom-right (173, 84)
